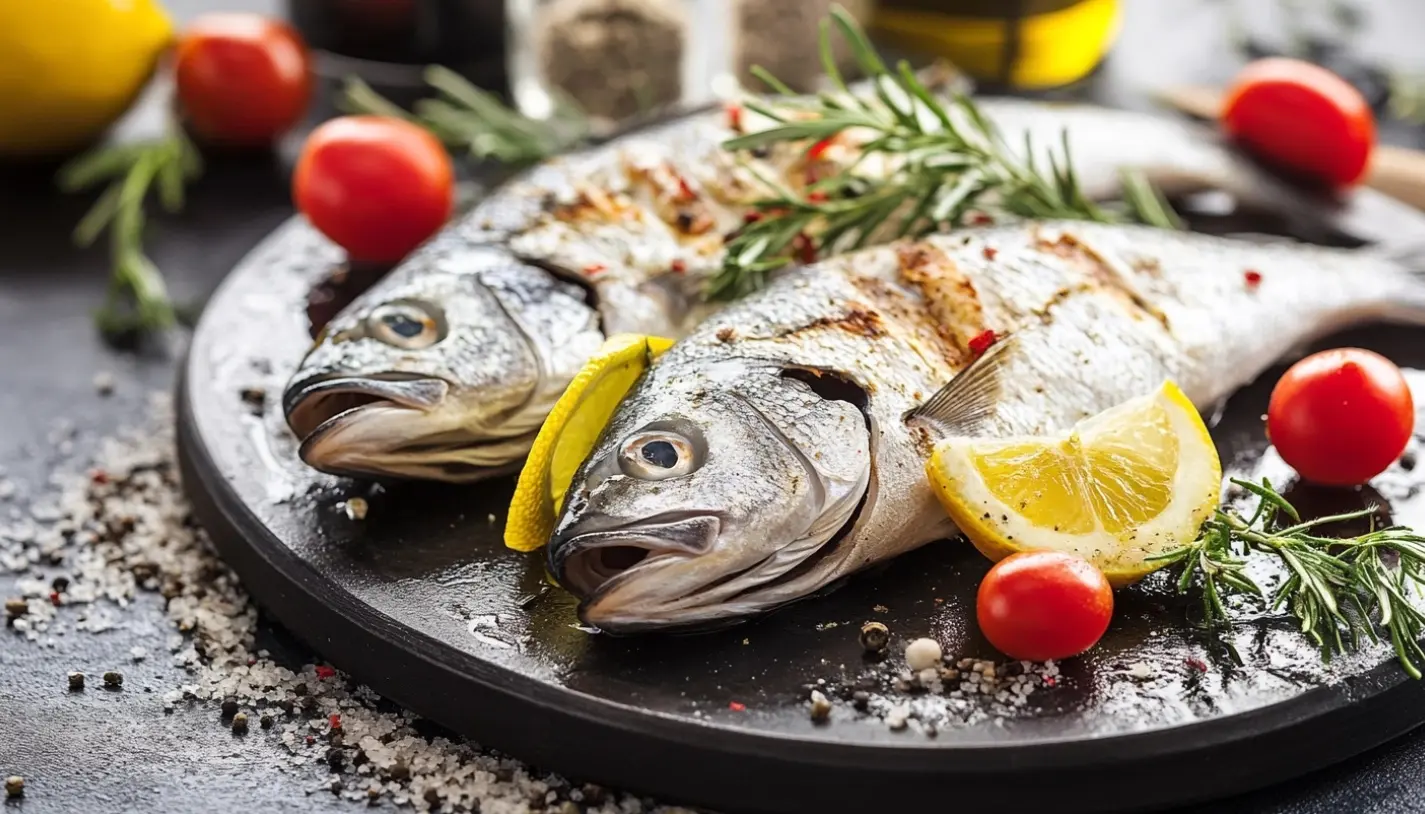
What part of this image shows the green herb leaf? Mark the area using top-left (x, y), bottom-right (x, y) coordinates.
top-left (710, 6), bottom-right (1181, 301)
top-left (340, 68), bottom-right (589, 169)
top-left (57, 121), bottom-right (200, 338)
top-left (1166, 477), bottom-right (1425, 677)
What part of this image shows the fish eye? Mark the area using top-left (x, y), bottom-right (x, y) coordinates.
top-left (619, 431), bottom-right (699, 480)
top-left (368, 301), bottom-right (445, 349)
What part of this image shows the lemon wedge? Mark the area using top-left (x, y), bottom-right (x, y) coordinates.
top-left (926, 380), bottom-right (1221, 585)
top-left (505, 334), bottom-right (674, 553)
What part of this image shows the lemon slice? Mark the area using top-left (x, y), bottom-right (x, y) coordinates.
top-left (926, 380), bottom-right (1221, 585)
top-left (505, 334), bottom-right (674, 552)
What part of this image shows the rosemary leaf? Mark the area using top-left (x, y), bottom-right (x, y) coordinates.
top-left (711, 6), bottom-right (1180, 301)
top-left (1166, 477), bottom-right (1425, 677)
top-left (57, 121), bottom-right (200, 338)
top-left (340, 68), bottom-right (587, 169)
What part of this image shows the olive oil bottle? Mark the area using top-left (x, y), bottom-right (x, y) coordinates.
top-left (872, 0), bottom-right (1122, 90)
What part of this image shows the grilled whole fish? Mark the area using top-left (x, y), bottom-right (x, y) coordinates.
top-left (547, 222), bottom-right (1425, 632)
top-left (283, 97), bottom-right (1415, 482)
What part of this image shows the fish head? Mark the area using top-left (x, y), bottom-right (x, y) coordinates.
top-left (549, 360), bottom-right (872, 632)
top-left (284, 246), bottom-right (603, 482)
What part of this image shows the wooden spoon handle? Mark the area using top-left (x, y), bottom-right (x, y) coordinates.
top-left (1155, 84), bottom-right (1425, 212)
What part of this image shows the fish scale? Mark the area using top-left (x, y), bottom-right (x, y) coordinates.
top-left (549, 221), bottom-right (1425, 631)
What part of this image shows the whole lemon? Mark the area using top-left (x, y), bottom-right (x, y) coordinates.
top-left (0, 0), bottom-right (174, 158)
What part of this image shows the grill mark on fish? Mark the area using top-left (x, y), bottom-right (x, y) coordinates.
top-left (849, 274), bottom-right (958, 380)
top-left (894, 243), bottom-right (986, 366)
top-left (1034, 230), bottom-right (1172, 331)
top-left (551, 184), bottom-right (638, 224)
top-left (760, 304), bottom-right (888, 341)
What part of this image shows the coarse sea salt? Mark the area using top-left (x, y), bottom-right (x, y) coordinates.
top-left (2, 395), bottom-right (695, 814)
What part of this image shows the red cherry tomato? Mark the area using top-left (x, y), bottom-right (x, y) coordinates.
top-left (975, 551), bottom-right (1113, 662)
top-left (1221, 57), bottom-right (1375, 188)
top-left (174, 14), bottom-right (312, 147)
top-left (1267, 348), bottom-right (1414, 486)
top-left (293, 116), bottom-right (455, 264)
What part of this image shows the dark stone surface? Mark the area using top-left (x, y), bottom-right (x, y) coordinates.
top-left (6, 0), bottom-right (1425, 812)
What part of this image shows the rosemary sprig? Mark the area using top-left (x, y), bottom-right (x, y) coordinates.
top-left (709, 6), bottom-right (1179, 300)
top-left (57, 121), bottom-right (203, 338)
top-left (341, 66), bottom-right (588, 168)
top-left (1153, 477), bottom-right (1425, 678)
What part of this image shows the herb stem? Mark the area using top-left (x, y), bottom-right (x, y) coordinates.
top-left (1160, 477), bottom-right (1425, 676)
top-left (57, 116), bottom-right (201, 338)
top-left (709, 6), bottom-right (1179, 300)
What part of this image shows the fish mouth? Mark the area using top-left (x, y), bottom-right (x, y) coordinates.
top-left (551, 512), bottom-right (725, 598)
top-left (550, 511), bottom-right (847, 633)
top-left (284, 375), bottom-right (536, 481)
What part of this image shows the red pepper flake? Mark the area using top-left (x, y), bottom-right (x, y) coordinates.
top-left (583, 263), bottom-right (608, 278)
top-left (969, 212), bottom-right (995, 226)
top-left (725, 103), bottom-right (743, 133)
top-left (743, 211), bottom-right (764, 225)
top-left (675, 176), bottom-right (697, 202)
top-left (806, 191), bottom-right (828, 203)
top-left (90, 469), bottom-right (108, 485)
top-left (670, 259), bottom-right (687, 274)
top-left (793, 233), bottom-right (818, 264)
top-left (1244, 269), bottom-right (1263, 289)
top-left (315, 665), bottom-right (336, 679)
top-left (728, 701), bottom-right (746, 712)
top-left (982, 246), bottom-right (998, 261)
top-left (329, 714), bottom-right (342, 730)
top-left (1185, 657), bottom-right (1208, 673)
top-left (49, 592), bottom-right (60, 606)
top-left (807, 137), bottom-right (835, 161)
top-left (968, 329), bottom-right (999, 357)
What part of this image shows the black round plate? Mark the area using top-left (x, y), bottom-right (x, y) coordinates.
top-left (179, 217), bottom-right (1425, 814)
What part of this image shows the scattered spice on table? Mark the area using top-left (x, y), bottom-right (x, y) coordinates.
top-left (337, 497), bottom-right (368, 521)
top-left (809, 689), bottom-right (832, 723)
top-left (858, 620), bottom-right (889, 655)
top-left (0, 398), bottom-right (696, 812)
top-left (904, 638), bottom-right (942, 671)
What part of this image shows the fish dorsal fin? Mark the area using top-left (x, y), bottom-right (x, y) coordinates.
top-left (904, 333), bottom-right (1019, 436)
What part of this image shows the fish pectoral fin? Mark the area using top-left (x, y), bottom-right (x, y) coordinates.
top-left (904, 332), bottom-right (1019, 436)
